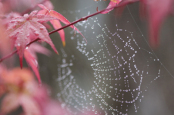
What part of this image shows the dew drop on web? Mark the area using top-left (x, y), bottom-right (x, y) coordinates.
top-left (52, 0), bottom-right (174, 114)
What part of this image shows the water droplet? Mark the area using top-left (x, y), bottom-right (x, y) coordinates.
top-left (26, 34), bottom-right (30, 37)
top-left (24, 14), bottom-right (29, 18)
top-left (91, 25), bottom-right (94, 29)
top-left (34, 32), bottom-right (39, 36)
top-left (40, 27), bottom-right (44, 30)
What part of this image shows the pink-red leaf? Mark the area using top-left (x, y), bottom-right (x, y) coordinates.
top-left (50, 20), bottom-right (65, 46)
top-left (7, 10), bottom-right (58, 68)
top-left (24, 43), bottom-right (50, 84)
top-left (42, 101), bottom-right (70, 115)
top-left (38, 6), bottom-right (66, 46)
top-left (49, 10), bottom-right (86, 42)
top-left (24, 49), bottom-right (40, 84)
top-left (103, 0), bottom-right (174, 47)
top-left (20, 94), bottom-right (41, 115)
top-left (38, 4), bottom-right (86, 46)
top-left (102, 0), bottom-right (122, 14)
top-left (1, 93), bottom-right (20, 114)
top-left (143, 0), bottom-right (173, 47)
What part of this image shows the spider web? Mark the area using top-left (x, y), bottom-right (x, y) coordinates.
top-left (51, 0), bottom-right (174, 114)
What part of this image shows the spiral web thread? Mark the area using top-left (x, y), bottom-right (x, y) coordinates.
top-left (55, 1), bottom-right (172, 115)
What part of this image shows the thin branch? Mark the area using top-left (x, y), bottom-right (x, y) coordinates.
top-left (0, 0), bottom-right (139, 63)
top-left (49, 0), bottom-right (139, 34)
top-left (0, 38), bottom-right (40, 62)
top-left (0, 50), bottom-right (17, 62)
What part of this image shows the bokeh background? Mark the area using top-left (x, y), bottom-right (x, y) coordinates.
top-left (6, 0), bottom-right (174, 115)
top-left (41, 0), bottom-right (174, 115)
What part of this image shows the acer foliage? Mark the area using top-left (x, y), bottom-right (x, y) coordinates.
top-left (24, 43), bottom-right (50, 85)
top-left (0, 67), bottom-right (69, 115)
top-left (1, 1), bottom-right (85, 84)
top-left (104, 0), bottom-right (174, 47)
top-left (38, 3), bottom-right (66, 46)
top-left (0, 22), bottom-right (11, 57)
top-left (0, 0), bottom-right (173, 114)
top-left (102, 0), bottom-right (122, 14)
top-left (0, 0), bottom-right (87, 113)
top-left (38, 3), bottom-right (86, 46)
top-left (7, 10), bottom-right (58, 68)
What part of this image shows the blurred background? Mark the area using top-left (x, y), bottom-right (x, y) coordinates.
top-left (38, 0), bottom-right (174, 115)
top-left (5, 0), bottom-right (174, 115)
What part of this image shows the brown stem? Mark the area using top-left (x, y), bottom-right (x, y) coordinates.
top-left (0, 50), bottom-right (17, 62)
top-left (49, 0), bottom-right (139, 34)
top-left (0, 38), bottom-right (40, 63)
top-left (0, 0), bottom-right (139, 63)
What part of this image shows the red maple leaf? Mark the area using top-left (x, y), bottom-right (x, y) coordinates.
top-left (0, 67), bottom-right (44, 115)
top-left (38, 4), bottom-right (86, 46)
top-left (24, 43), bottom-right (50, 84)
top-left (7, 10), bottom-right (58, 68)
top-left (141, 0), bottom-right (173, 47)
top-left (38, 4), bottom-right (66, 46)
top-left (103, 0), bottom-right (174, 48)
top-left (102, 0), bottom-right (122, 14)
top-left (0, 67), bottom-right (69, 115)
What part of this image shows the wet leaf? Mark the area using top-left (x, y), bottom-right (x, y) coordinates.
top-left (24, 43), bottom-right (50, 84)
top-left (38, 4), bottom-right (86, 46)
top-left (7, 10), bottom-right (58, 68)
top-left (103, 0), bottom-right (174, 47)
top-left (102, 0), bottom-right (122, 14)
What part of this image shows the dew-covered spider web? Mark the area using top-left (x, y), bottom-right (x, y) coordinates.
top-left (50, 0), bottom-right (174, 115)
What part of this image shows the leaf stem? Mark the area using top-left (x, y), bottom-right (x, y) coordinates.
top-left (0, 38), bottom-right (40, 63)
top-left (0, 50), bottom-right (17, 62)
top-left (0, 0), bottom-right (139, 63)
top-left (49, 0), bottom-right (139, 34)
